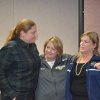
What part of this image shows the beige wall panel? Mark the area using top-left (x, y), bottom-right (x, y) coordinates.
top-left (0, 0), bottom-right (79, 55)
top-left (0, 0), bottom-right (14, 47)
top-left (84, 0), bottom-right (100, 51)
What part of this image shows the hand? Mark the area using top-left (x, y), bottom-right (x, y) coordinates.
top-left (13, 97), bottom-right (16, 100)
top-left (94, 62), bottom-right (100, 69)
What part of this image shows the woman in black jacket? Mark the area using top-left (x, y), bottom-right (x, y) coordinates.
top-left (0, 19), bottom-right (41, 100)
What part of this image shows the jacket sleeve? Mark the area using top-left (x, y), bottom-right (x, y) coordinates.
top-left (63, 54), bottom-right (76, 62)
top-left (0, 47), bottom-right (16, 99)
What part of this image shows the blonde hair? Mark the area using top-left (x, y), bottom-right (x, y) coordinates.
top-left (78, 31), bottom-right (100, 56)
top-left (44, 36), bottom-right (63, 57)
top-left (5, 19), bottom-right (36, 44)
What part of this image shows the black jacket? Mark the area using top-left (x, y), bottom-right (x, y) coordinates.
top-left (0, 38), bottom-right (41, 99)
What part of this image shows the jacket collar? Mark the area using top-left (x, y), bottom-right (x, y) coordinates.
top-left (15, 38), bottom-right (33, 48)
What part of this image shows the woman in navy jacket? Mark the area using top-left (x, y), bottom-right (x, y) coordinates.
top-left (65, 31), bottom-right (100, 100)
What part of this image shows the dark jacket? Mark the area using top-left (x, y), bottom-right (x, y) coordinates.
top-left (65, 55), bottom-right (100, 100)
top-left (35, 54), bottom-right (73, 100)
top-left (0, 38), bottom-right (41, 99)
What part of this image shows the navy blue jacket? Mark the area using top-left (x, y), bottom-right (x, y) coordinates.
top-left (65, 55), bottom-right (100, 100)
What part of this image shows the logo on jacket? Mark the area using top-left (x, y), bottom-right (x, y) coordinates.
top-left (55, 65), bottom-right (65, 70)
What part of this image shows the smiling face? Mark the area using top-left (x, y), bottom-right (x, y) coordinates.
top-left (79, 35), bottom-right (96, 54)
top-left (44, 41), bottom-right (58, 61)
top-left (20, 25), bottom-right (37, 43)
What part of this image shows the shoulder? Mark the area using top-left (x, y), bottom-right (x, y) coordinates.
top-left (61, 54), bottom-right (71, 59)
top-left (91, 55), bottom-right (100, 62)
top-left (0, 41), bottom-right (18, 59)
top-left (0, 41), bottom-right (19, 57)
top-left (61, 54), bottom-right (76, 62)
top-left (0, 41), bottom-right (18, 51)
top-left (39, 54), bottom-right (45, 60)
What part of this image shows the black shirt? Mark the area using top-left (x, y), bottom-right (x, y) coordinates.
top-left (70, 62), bottom-right (88, 100)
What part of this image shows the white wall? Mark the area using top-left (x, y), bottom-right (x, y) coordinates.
top-left (0, 0), bottom-right (79, 55)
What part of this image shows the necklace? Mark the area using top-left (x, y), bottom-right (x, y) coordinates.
top-left (75, 55), bottom-right (93, 76)
top-left (75, 62), bottom-right (87, 76)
